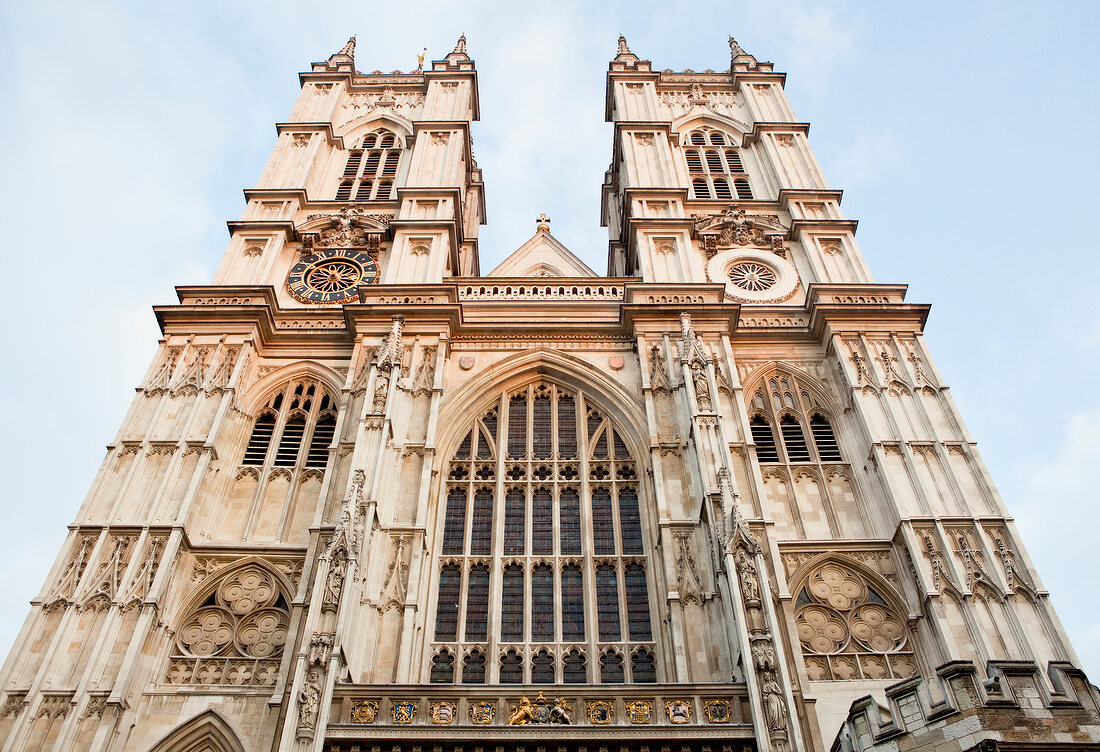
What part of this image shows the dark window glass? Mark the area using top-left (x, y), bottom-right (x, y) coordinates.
top-left (714, 178), bottom-right (732, 200)
top-left (726, 148), bottom-right (744, 172)
top-left (559, 490), bottom-right (581, 555)
top-left (600, 651), bottom-right (625, 683)
top-left (531, 487), bottom-right (553, 555)
top-left (500, 565), bottom-right (524, 642)
top-left (557, 395), bottom-right (577, 457)
top-left (273, 416), bottom-right (305, 467)
top-left (470, 490), bottom-right (493, 556)
top-left (462, 650), bottom-right (485, 684)
top-left (810, 414), bottom-right (843, 461)
top-left (500, 649), bottom-right (523, 683)
top-left (508, 394), bottom-right (527, 457)
top-left (442, 490), bottom-right (466, 555)
top-left (563, 649), bottom-right (586, 683)
top-left (476, 427), bottom-right (493, 459)
top-left (591, 488), bottom-right (615, 555)
top-left (434, 565), bottom-right (460, 641)
top-left (705, 149), bottom-right (724, 173)
top-left (587, 411), bottom-right (602, 441)
top-left (780, 415), bottom-right (811, 462)
top-left (612, 429), bottom-right (628, 459)
top-left (243, 413), bottom-right (276, 465)
top-left (531, 649), bottom-right (555, 683)
top-left (305, 414), bottom-right (335, 468)
top-left (625, 564), bottom-right (652, 641)
top-left (709, 131), bottom-right (726, 145)
top-left (533, 394), bottom-right (552, 459)
top-left (482, 412), bottom-right (497, 441)
top-left (464, 565), bottom-right (489, 642)
top-left (561, 565), bottom-right (585, 642)
top-left (750, 416), bottom-right (780, 463)
top-left (690, 131), bottom-right (706, 145)
top-left (504, 490), bottom-right (525, 555)
top-left (686, 149), bottom-right (704, 173)
top-left (342, 150), bottom-right (362, 177)
top-left (631, 647), bottom-right (657, 683)
top-left (734, 178), bottom-right (753, 199)
top-left (693, 178), bottom-right (712, 199)
top-left (430, 650), bottom-right (454, 683)
top-left (531, 564), bottom-right (554, 642)
top-left (592, 429), bottom-right (609, 459)
top-left (618, 489), bottom-right (643, 554)
top-left (454, 431), bottom-right (472, 460)
top-left (596, 564), bottom-right (621, 641)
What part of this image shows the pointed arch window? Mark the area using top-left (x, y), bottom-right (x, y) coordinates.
top-left (431, 383), bottom-right (657, 683)
top-left (684, 128), bottom-right (753, 200)
top-left (240, 380), bottom-right (336, 473)
top-left (335, 128), bottom-right (402, 201)
top-left (748, 372), bottom-right (845, 465)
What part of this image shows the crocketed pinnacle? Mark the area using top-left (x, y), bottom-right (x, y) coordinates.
top-left (338, 36), bottom-right (356, 58)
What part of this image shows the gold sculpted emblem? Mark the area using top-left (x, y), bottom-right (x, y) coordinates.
top-left (507, 691), bottom-right (572, 724)
top-left (626, 700), bottom-right (652, 724)
top-left (586, 700), bottom-right (613, 725)
top-left (391, 700), bottom-right (416, 724)
top-left (430, 701), bottom-right (456, 725)
top-left (469, 701), bottom-right (496, 725)
top-left (665, 700), bottom-right (692, 724)
top-left (351, 699), bottom-right (378, 724)
top-left (703, 699), bottom-right (732, 723)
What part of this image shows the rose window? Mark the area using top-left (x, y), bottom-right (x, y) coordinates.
top-left (727, 261), bottom-right (777, 292)
top-left (794, 560), bottom-right (915, 681)
top-left (166, 564), bottom-right (291, 687)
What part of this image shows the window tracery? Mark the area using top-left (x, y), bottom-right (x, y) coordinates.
top-left (335, 128), bottom-right (401, 201)
top-left (793, 559), bottom-right (916, 681)
top-left (431, 383), bottom-right (657, 684)
top-left (241, 379), bottom-right (336, 473)
top-left (165, 564), bottom-right (291, 687)
top-left (747, 371), bottom-right (843, 466)
top-left (684, 128), bottom-right (753, 200)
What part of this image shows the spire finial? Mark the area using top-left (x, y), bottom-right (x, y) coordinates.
top-left (453, 34), bottom-right (467, 55)
top-left (536, 213), bottom-right (551, 232)
top-left (339, 36), bottom-right (356, 58)
top-left (728, 35), bottom-right (745, 57)
top-left (416, 47), bottom-right (427, 71)
top-left (617, 35), bottom-right (631, 56)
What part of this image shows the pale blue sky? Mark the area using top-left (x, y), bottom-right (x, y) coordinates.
top-left (1, 1), bottom-right (1097, 682)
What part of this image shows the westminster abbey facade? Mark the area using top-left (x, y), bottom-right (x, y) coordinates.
top-left (1, 35), bottom-right (1096, 752)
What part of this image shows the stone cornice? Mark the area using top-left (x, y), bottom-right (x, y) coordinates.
top-left (742, 121), bottom-right (811, 145)
top-left (806, 284), bottom-right (930, 336)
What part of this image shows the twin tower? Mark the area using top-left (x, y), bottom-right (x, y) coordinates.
top-left (1, 35), bottom-right (1096, 752)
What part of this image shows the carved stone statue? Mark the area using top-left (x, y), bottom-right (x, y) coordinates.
top-left (323, 562), bottom-right (345, 609)
top-left (297, 669), bottom-right (322, 733)
top-left (736, 549), bottom-right (760, 603)
top-left (761, 671), bottom-right (788, 732)
top-left (372, 368), bottom-right (390, 413)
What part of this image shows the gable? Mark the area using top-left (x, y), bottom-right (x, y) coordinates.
top-left (487, 230), bottom-right (599, 278)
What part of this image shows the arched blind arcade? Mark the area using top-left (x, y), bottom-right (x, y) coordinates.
top-left (335, 128), bottom-right (401, 201)
top-left (432, 383), bottom-right (657, 684)
top-left (684, 128), bottom-right (753, 200)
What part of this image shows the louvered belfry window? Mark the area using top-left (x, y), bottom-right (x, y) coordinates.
top-left (241, 380), bottom-right (336, 472)
top-left (335, 128), bottom-right (401, 201)
top-left (747, 372), bottom-right (846, 465)
top-left (432, 383), bottom-right (657, 683)
top-left (684, 128), bottom-right (754, 200)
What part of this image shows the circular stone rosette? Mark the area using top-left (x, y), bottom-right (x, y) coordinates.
top-left (706, 248), bottom-right (800, 304)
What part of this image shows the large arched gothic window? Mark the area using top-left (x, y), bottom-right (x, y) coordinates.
top-left (684, 128), bottom-right (753, 200)
top-left (335, 128), bottom-right (401, 201)
top-left (431, 383), bottom-right (657, 684)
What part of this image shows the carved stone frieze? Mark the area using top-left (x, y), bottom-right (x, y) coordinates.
top-left (692, 206), bottom-right (787, 257)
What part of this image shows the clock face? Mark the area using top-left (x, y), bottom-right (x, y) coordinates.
top-left (286, 248), bottom-right (380, 304)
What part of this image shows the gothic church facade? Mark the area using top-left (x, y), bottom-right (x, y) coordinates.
top-left (1, 35), bottom-right (1096, 752)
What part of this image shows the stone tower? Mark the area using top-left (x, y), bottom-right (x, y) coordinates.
top-left (1, 35), bottom-right (1096, 752)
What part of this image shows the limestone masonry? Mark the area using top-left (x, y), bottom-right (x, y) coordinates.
top-left (1, 35), bottom-right (1096, 752)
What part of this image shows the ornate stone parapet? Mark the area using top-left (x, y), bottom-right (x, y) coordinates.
top-left (832, 660), bottom-right (1100, 752)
